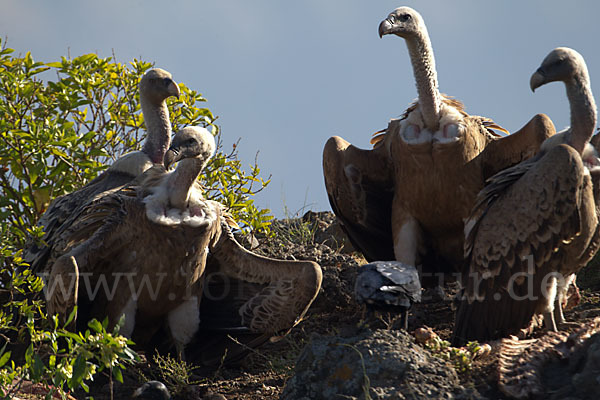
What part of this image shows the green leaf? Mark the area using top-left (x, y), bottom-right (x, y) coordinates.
top-left (64, 306), bottom-right (77, 327)
top-left (68, 354), bottom-right (87, 389)
top-left (50, 148), bottom-right (69, 158)
top-left (112, 366), bottom-right (123, 383)
top-left (0, 350), bottom-right (11, 368)
top-left (31, 353), bottom-right (45, 381)
top-left (87, 318), bottom-right (103, 333)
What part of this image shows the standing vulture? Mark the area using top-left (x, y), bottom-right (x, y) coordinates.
top-left (24, 68), bottom-right (180, 273)
top-left (452, 47), bottom-right (600, 345)
top-left (323, 7), bottom-right (555, 274)
top-left (45, 126), bottom-right (221, 353)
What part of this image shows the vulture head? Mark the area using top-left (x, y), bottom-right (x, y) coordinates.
top-left (378, 6), bottom-right (426, 39)
top-left (530, 47), bottom-right (589, 92)
top-left (164, 126), bottom-right (216, 170)
top-left (139, 68), bottom-right (181, 105)
top-left (143, 126), bottom-right (217, 225)
top-left (531, 47), bottom-right (596, 156)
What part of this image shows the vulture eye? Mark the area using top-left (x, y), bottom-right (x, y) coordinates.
top-left (400, 14), bottom-right (411, 22)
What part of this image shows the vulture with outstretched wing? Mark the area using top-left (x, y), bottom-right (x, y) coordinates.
top-left (24, 68), bottom-right (180, 273)
top-left (452, 47), bottom-right (600, 345)
top-left (323, 7), bottom-right (554, 274)
top-left (45, 126), bottom-right (323, 359)
top-left (45, 126), bottom-right (221, 353)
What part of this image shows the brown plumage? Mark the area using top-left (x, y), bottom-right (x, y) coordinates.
top-left (24, 68), bottom-right (180, 274)
top-left (45, 126), bottom-right (323, 359)
top-left (452, 48), bottom-right (599, 345)
top-left (45, 127), bottom-right (220, 352)
top-left (322, 7), bottom-right (553, 273)
top-left (186, 219), bottom-right (323, 366)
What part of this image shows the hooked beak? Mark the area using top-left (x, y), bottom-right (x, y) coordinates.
top-left (530, 68), bottom-right (546, 92)
top-left (163, 146), bottom-right (182, 170)
top-left (378, 19), bottom-right (393, 38)
top-left (168, 80), bottom-right (181, 98)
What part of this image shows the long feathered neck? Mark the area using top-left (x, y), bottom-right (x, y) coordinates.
top-left (565, 71), bottom-right (597, 155)
top-left (405, 28), bottom-right (442, 131)
top-left (141, 98), bottom-right (172, 164)
top-left (166, 158), bottom-right (204, 210)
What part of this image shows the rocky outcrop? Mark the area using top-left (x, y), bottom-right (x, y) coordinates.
top-left (281, 329), bottom-right (481, 400)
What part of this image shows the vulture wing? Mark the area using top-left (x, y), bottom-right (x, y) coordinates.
top-left (186, 221), bottom-right (323, 366)
top-left (480, 114), bottom-right (556, 180)
top-left (322, 134), bottom-right (395, 261)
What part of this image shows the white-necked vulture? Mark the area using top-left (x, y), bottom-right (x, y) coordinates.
top-left (323, 7), bottom-right (555, 276)
top-left (452, 47), bottom-right (600, 345)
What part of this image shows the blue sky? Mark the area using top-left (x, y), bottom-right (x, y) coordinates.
top-left (2, 1), bottom-right (599, 218)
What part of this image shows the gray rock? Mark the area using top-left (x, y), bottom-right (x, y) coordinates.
top-left (281, 329), bottom-right (482, 400)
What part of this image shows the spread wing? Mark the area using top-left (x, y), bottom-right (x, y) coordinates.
top-left (322, 134), bottom-right (395, 261)
top-left (453, 144), bottom-right (590, 344)
top-left (186, 221), bottom-right (322, 366)
top-left (480, 114), bottom-right (555, 180)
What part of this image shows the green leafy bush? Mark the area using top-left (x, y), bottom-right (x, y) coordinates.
top-left (0, 250), bottom-right (138, 399)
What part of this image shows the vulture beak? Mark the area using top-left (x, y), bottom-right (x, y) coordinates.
top-left (530, 68), bottom-right (546, 92)
top-left (168, 80), bottom-right (181, 99)
top-left (164, 145), bottom-right (182, 170)
top-left (378, 19), bottom-right (393, 38)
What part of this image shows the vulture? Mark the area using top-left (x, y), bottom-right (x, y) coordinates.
top-left (354, 261), bottom-right (422, 330)
top-left (24, 68), bottom-right (181, 273)
top-left (452, 47), bottom-right (600, 345)
top-left (322, 7), bottom-right (554, 274)
top-left (45, 126), bottom-right (221, 354)
top-left (44, 126), bottom-right (323, 360)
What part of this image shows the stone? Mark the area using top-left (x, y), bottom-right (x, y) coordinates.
top-left (281, 329), bottom-right (481, 400)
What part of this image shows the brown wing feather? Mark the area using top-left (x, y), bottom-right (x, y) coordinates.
top-left (187, 221), bottom-right (322, 366)
top-left (323, 135), bottom-right (395, 261)
top-left (480, 114), bottom-right (556, 180)
top-left (453, 144), bottom-right (590, 344)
